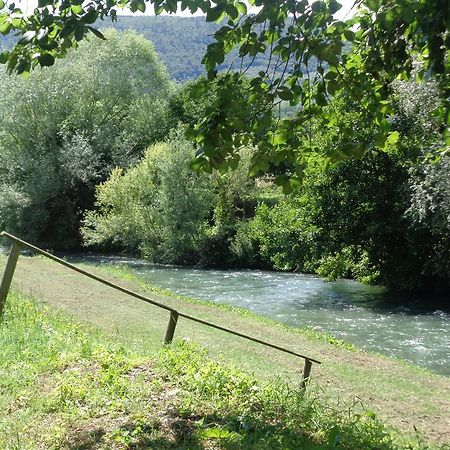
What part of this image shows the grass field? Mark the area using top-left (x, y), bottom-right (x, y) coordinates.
top-left (1, 254), bottom-right (449, 447)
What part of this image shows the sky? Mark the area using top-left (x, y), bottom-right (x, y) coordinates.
top-left (16, 0), bottom-right (357, 20)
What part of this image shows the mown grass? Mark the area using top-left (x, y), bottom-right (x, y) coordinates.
top-left (89, 262), bottom-right (359, 352)
top-left (0, 290), bottom-right (444, 449)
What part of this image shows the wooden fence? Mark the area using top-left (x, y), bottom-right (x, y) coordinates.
top-left (0, 231), bottom-right (321, 388)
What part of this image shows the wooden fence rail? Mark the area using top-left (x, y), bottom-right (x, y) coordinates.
top-left (0, 231), bottom-right (321, 387)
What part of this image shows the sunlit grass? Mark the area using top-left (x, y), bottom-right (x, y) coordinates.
top-left (0, 290), bottom-right (443, 449)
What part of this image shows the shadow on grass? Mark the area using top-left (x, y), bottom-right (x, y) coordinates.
top-left (67, 412), bottom-right (321, 450)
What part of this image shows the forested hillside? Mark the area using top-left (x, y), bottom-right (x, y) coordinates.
top-left (109, 16), bottom-right (215, 81)
top-left (0, 16), bottom-right (289, 81)
top-left (112, 16), bottom-right (301, 80)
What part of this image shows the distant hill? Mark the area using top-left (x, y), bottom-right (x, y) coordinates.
top-left (107, 16), bottom-right (293, 82)
top-left (0, 16), bottom-right (294, 82)
top-left (0, 16), bottom-right (213, 80)
top-left (107, 16), bottom-right (213, 81)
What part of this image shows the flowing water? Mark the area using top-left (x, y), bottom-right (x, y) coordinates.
top-left (76, 255), bottom-right (450, 376)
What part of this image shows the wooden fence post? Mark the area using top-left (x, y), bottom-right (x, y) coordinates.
top-left (300, 358), bottom-right (312, 389)
top-left (164, 310), bottom-right (179, 344)
top-left (0, 242), bottom-right (21, 318)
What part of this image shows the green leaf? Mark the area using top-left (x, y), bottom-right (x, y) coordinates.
top-left (282, 181), bottom-right (293, 195)
top-left (166, 0), bottom-right (178, 13)
top-left (87, 26), bottom-right (106, 40)
top-left (277, 86), bottom-right (293, 101)
top-left (272, 131), bottom-right (287, 145)
top-left (190, 82), bottom-right (207, 99)
top-left (131, 0), bottom-right (146, 13)
top-left (75, 25), bottom-right (84, 41)
top-left (275, 174), bottom-right (289, 186)
top-left (225, 4), bottom-right (238, 20)
top-left (326, 79), bottom-right (340, 95)
top-left (0, 50), bottom-right (8, 64)
top-left (385, 131), bottom-right (400, 146)
top-left (374, 132), bottom-right (387, 148)
top-left (0, 20), bottom-right (11, 35)
top-left (206, 5), bottom-right (225, 23)
top-left (343, 30), bottom-right (355, 42)
top-left (199, 427), bottom-right (239, 439)
top-left (248, 163), bottom-right (259, 177)
top-left (328, 0), bottom-right (341, 14)
top-left (83, 9), bottom-right (98, 24)
top-left (236, 2), bottom-right (247, 14)
top-left (185, 126), bottom-right (198, 140)
top-left (71, 4), bottom-right (83, 14)
top-left (38, 52), bottom-right (55, 67)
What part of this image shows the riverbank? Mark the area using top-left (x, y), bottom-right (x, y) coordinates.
top-left (3, 290), bottom-right (446, 449)
top-left (2, 254), bottom-right (450, 444)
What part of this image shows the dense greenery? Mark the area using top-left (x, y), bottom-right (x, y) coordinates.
top-left (0, 30), bottom-right (173, 247)
top-left (82, 132), bottom-right (256, 267)
top-left (1, 0), bottom-right (447, 186)
top-left (236, 80), bottom-right (449, 292)
top-left (0, 21), bottom-right (447, 293)
top-left (81, 71), bottom-right (449, 294)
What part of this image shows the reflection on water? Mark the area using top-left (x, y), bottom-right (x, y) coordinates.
top-left (44, 253), bottom-right (450, 376)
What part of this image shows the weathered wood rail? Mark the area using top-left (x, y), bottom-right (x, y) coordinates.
top-left (0, 231), bottom-right (321, 387)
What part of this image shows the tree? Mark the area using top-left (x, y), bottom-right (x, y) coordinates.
top-left (0, 29), bottom-right (173, 246)
top-left (0, 0), bottom-right (448, 185)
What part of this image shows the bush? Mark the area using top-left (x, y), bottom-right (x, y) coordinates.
top-left (82, 132), bottom-right (214, 265)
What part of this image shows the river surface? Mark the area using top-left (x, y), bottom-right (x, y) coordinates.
top-left (73, 255), bottom-right (450, 376)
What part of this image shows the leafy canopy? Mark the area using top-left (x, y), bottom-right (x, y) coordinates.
top-left (0, 0), bottom-right (448, 184)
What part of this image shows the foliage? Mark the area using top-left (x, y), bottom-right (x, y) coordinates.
top-left (0, 29), bottom-right (173, 247)
top-left (244, 81), bottom-right (449, 292)
top-left (83, 74), bottom-right (449, 292)
top-left (407, 155), bottom-right (450, 291)
top-left (1, 290), bottom-right (442, 449)
top-left (82, 133), bottom-right (213, 264)
top-left (0, 0), bottom-right (447, 181)
top-left (83, 129), bottom-right (259, 266)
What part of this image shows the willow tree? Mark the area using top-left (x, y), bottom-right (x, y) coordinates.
top-left (0, 29), bottom-right (173, 246)
top-left (0, 0), bottom-right (448, 189)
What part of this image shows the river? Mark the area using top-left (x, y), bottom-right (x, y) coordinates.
top-left (76, 255), bottom-right (449, 376)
